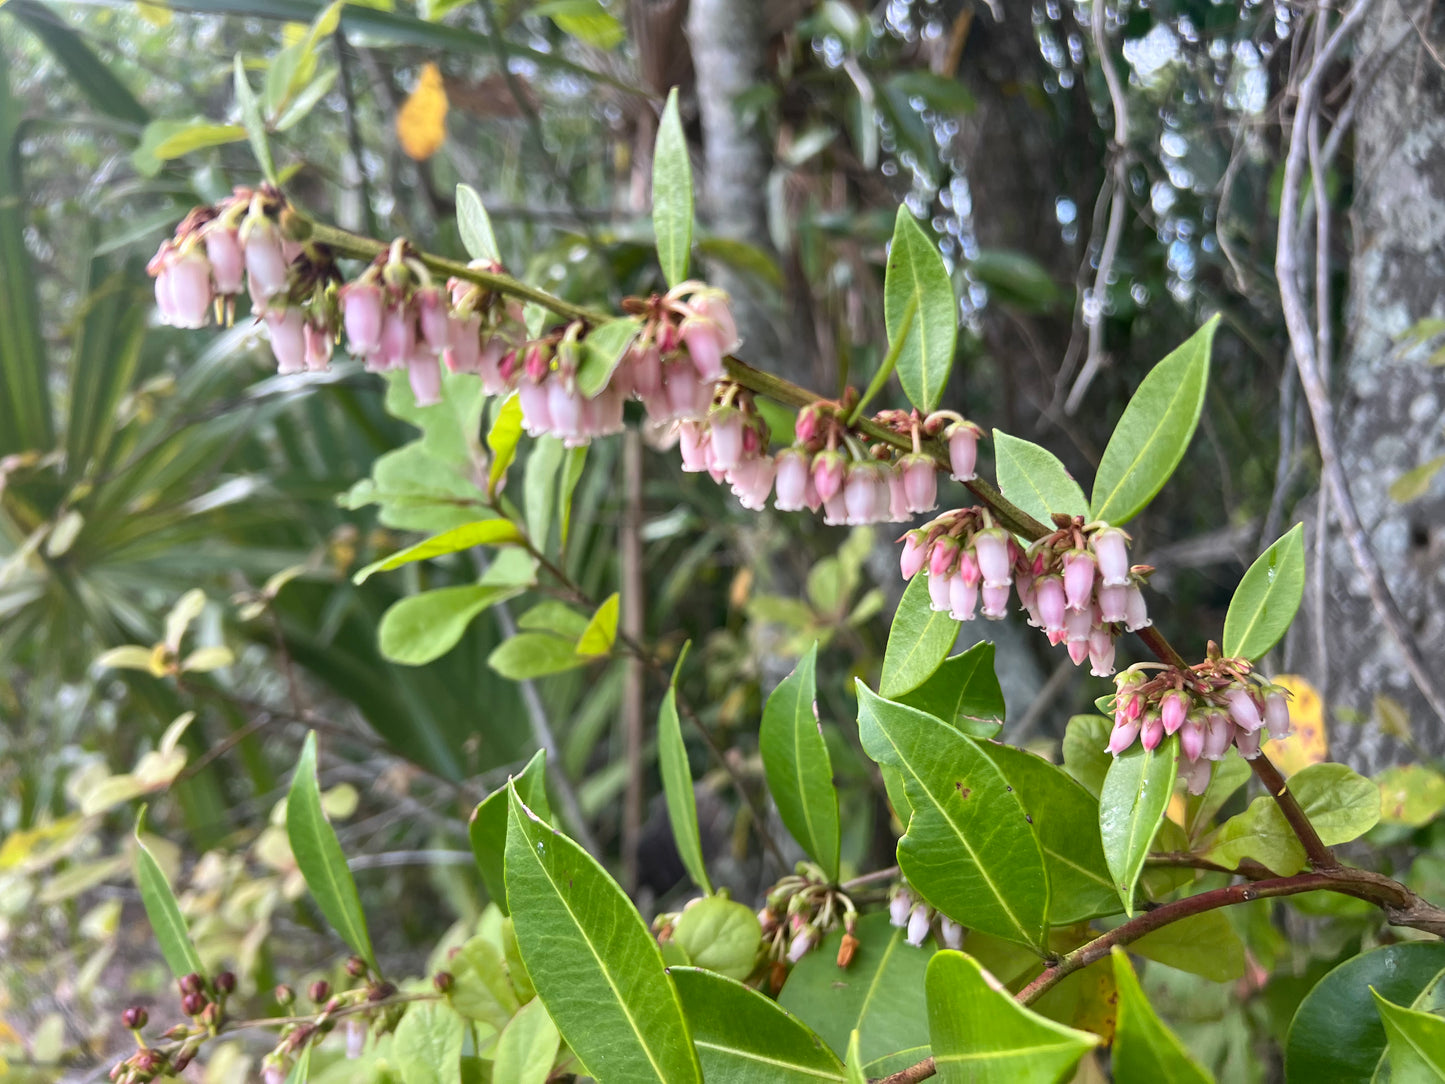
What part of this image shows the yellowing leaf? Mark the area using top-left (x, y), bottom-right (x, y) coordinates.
top-left (1262, 674), bottom-right (1327, 776)
top-left (1388, 455), bottom-right (1445, 504)
top-left (94, 645), bottom-right (159, 672)
top-left (136, 0), bottom-right (172, 26)
top-left (1375, 693), bottom-right (1413, 741)
top-left (181, 646), bottom-right (234, 672)
top-left (397, 62), bottom-right (448, 161)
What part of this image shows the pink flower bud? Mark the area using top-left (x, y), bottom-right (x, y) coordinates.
top-left (947, 423), bottom-right (979, 481)
top-left (1064, 608), bottom-right (1092, 644)
top-left (1092, 527), bottom-right (1131, 586)
top-left (1097, 583), bottom-right (1129, 624)
top-left (774, 448), bottom-right (810, 510)
top-left (1106, 717), bottom-right (1141, 755)
top-left (1160, 691), bottom-right (1189, 736)
top-left (415, 286), bottom-right (450, 354)
top-left (1235, 726), bottom-right (1262, 759)
top-left (812, 450), bottom-right (846, 503)
top-left (1225, 688), bottom-right (1264, 733)
top-left (901, 455), bottom-right (938, 514)
top-left (409, 353), bottom-right (443, 407)
top-left (890, 890), bottom-right (914, 928)
top-left (265, 308), bottom-right (307, 374)
top-left (378, 304), bottom-right (416, 371)
top-left (303, 322), bottom-right (332, 372)
top-left (1140, 712), bottom-right (1164, 751)
top-left (1088, 628), bottom-right (1116, 676)
top-left (939, 916), bottom-right (964, 951)
top-left (899, 532), bottom-right (927, 579)
top-left (548, 380), bottom-right (582, 438)
top-left (981, 583), bottom-right (1011, 620)
top-left (341, 282), bottom-right (385, 357)
top-left (478, 338), bottom-right (508, 395)
top-left (888, 470), bottom-right (909, 523)
top-left (956, 550), bottom-right (982, 587)
top-left (1180, 716), bottom-right (1205, 761)
top-left (1203, 711), bottom-right (1233, 760)
top-left (204, 225), bottom-right (245, 295)
top-left (794, 407), bottom-right (819, 445)
top-left (518, 381), bottom-right (552, 436)
top-left (731, 456), bottom-right (776, 511)
top-left (681, 319), bottom-right (725, 383)
top-left (949, 576), bottom-right (978, 622)
top-left (787, 927), bottom-right (816, 963)
top-left (1264, 692), bottom-right (1292, 741)
top-left (164, 248), bottom-right (215, 329)
top-left (694, 292), bottom-right (739, 352)
top-left (444, 314), bottom-right (482, 373)
top-left (906, 904), bottom-right (932, 947)
top-left (822, 490), bottom-right (847, 525)
top-left (264, 1067), bottom-right (286, 1084)
top-left (664, 366), bottom-right (709, 418)
top-left (596, 384), bottom-right (626, 436)
top-left (1062, 551), bottom-right (1096, 612)
top-left (1123, 585), bottom-right (1151, 631)
top-left (973, 529), bottom-right (1012, 588)
top-left (709, 411), bottom-right (744, 471)
top-left (241, 215), bottom-right (290, 308)
top-left (1036, 576), bottom-right (1066, 635)
top-left (928, 570), bottom-right (953, 612)
top-left (630, 346), bottom-right (663, 398)
top-left (678, 422), bottom-right (708, 472)
top-left (843, 464), bottom-right (877, 526)
top-left (1184, 756), bottom-right (1213, 795)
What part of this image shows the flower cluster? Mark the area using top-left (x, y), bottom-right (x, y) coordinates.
top-left (1106, 650), bottom-right (1294, 793)
top-left (751, 866), bottom-right (860, 986)
top-left (889, 885), bottom-right (963, 950)
top-left (108, 970), bottom-right (235, 1083)
top-left (899, 513), bottom-right (1148, 677)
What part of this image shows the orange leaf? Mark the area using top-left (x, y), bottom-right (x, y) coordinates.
top-left (397, 62), bottom-right (448, 161)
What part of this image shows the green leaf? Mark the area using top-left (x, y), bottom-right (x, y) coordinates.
top-left (652, 87), bottom-right (693, 288)
top-left (504, 785), bottom-right (702, 1083)
top-left (133, 808), bottom-right (205, 982)
top-left (150, 121), bottom-right (247, 160)
top-left (379, 584), bottom-right (524, 667)
top-left (760, 643), bottom-right (841, 880)
top-left (1286, 944), bottom-right (1445, 1084)
top-left (674, 967), bottom-right (846, 1082)
top-left (926, 950), bottom-right (1098, 1084)
top-left (447, 933), bottom-right (522, 1029)
top-left (456, 183), bottom-right (501, 262)
top-left (658, 673), bottom-right (713, 894)
top-left (885, 206), bottom-right (957, 413)
top-left (1206, 762), bottom-right (1380, 875)
top-left (287, 732), bottom-right (377, 971)
top-left (1389, 455), bottom-right (1445, 505)
top-left (1089, 316), bottom-right (1217, 525)
top-left (856, 684), bottom-right (1049, 949)
top-left (533, 0), bottom-right (626, 49)
top-left (1130, 909), bottom-right (1245, 982)
top-left (392, 1001), bottom-right (467, 1084)
top-left (975, 744), bottom-right (1120, 925)
top-left (576, 593), bottom-right (620, 657)
top-left (524, 434), bottom-right (564, 550)
top-left (518, 601), bottom-right (590, 639)
top-left (895, 642), bottom-right (1005, 738)
top-left (1377, 765), bottom-right (1445, 827)
top-left (5, 2), bottom-right (148, 125)
top-left (1221, 524), bottom-right (1306, 660)
top-left (1099, 737), bottom-right (1180, 916)
top-left (488, 632), bottom-right (590, 680)
top-left (491, 997), bottom-right (560, 1084)
top-left (487, 394), bottom-right (525, 495)
top-left (558, 445), bottom-right (587, 551)
top-left (966, 250), bottom-right (1063, 312)
top-left (576, 318), bottom-right (643, 399)
top-left (846, 1032), bottom-right (867, 1084)
top-left (233, 54), bottom-right (277, 184)
top-left (468, 750), bottom-right (551, 913)
top-left (283, 1045), bottom-right (311, 1084)
top-left (993, 431), bottom-right (1089, 527)
top-left (354, 519), bottom-right (523, 584)
top-left (880, 572), bottom-right (959, 699)
top-left (1183, 752), bottom-right (1252, 839)
top-left (1061, 715), bottom-right (1113, 799)
top-left (779, 912), bottom-right (934, 1065)
top-left (1374, 989), bottom-right (1445, 1083)
top-left (671, 897), bottom-right (761, 982)
top-left (1111, 948), bottom-right (1213, 1083)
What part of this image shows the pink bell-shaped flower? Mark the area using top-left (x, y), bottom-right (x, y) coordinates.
top-left (203, 224), bottom-right (245, 295)
top-left (265, 308), bottom-right (307, 374)
top-left (340, 281), bottom-right (385, 357)
top-left (946, 421), bottom-right (980, 481)
top-left (774, 448), bottom-right (811, 511)
top-left (408, 353), bottom-right (443, 407)
top-left (303, 322), bottom-right (332, 373)
top-left (1062, 551), bottom-right (1096, 612)
top-left (1092, 527), bottom-right (1131, 586)
top-left (899, 532), bottom-right (927, 579)
top-left (900, 455), bottom-right (937, 514)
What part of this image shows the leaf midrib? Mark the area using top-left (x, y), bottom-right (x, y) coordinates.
top-left (693, 1040), bottom-right (846, 1080)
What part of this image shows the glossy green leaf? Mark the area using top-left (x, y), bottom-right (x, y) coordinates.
top-left (1222, 523), bottom-right (1306, 660)
top-left (671, 897), bottom-right (761, 981)
top-left (379, 584), bottom-right (524, 666)
top-left (558, 444), bottom-right (587, 550)
top-left (1099, 737), bottom-right (1180, 916)
top-left (779, 912), bottom-right (934, 1065)
top-left (1206, 762), bottom-right (1380, 875)
top-left (518, 601), bottom-right (590, 639)
top-left (760, 643), bottom-right (840, 880)
top-left (287, 733), bottom-right (377, 970)
top-left (1090, 316), bottom-right (1217, 526)
top-left (993, 431), bottom-right (1088, 527)
top-left (1130, 909), bottom-right (1245, 982)
top-left (674, 967), bottom-right (845, 1082)
top-left (576, 593), bottom-right (620, 657)
top-left (846, 1032), bottom-right (867, 1084)
top-left (133, 808), bottom-right (205, 982)
top-left (487, 394), bottom-right (525, 495)
top-left (880, 572), bottom-right (959, 699)
top-left (577, 318), bottom-right (642, 399)
top-left (392, 1001), bottom-right (467, 1084)
top-left (658, 672), bottom-right (713, 894)
top-left (456, 183), bottom-right (501, 262)
top-left (354, 520), bottom-right (523, 584)
top-left (1110, 948), bottom-right (1213, 1083)
top-left (150, 121), bottom-right (247, 160)
top-left (468, 750), bottom-right (551, 913)
top-left (976, 744), bottom-right (1119, 924)
top-left (1286, 944), bottom-right (1445, 1084)
top-left (652, 88), bottom-right (693, 288)
top-left (233, 54), bottom-right (277, 183)
top-left (1061, 715), bottom-right (1113, 799)
top-left (856, 684), bottom-right (1048, 949)
top-left (1374, 988), bottom-right (1445, 1082)
top-left (885, 206), bottom-right (957, 413)
top-left (1183, 752), bottom-right (1251, 839)
top-left (927, 950), bottom-right (1097, 1083)
top-left (895, 642), bottom-right (1005, 738)
top-left (491, 997), bottom-right (560, 1084)
top-left (488, 632), bottom-right (590, 680)
top-left (504, 785), bottom-right (702, 1083)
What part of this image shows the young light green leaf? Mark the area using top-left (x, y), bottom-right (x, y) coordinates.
top-left (233, 54), bottom-right (276, 183)
top-left (1222, 523), bottom-right (1306, 660)
top-left (491, 996), bottom-right (561, 1084)
top-left (993, 431), bottom-right (1088, 527)
top-left (456, 183), bottom-right (500, 262)
top-left (895, 642), bottom-right (1006, 738)
top-left (856, 684), bottom-right (1049, 949)
top-left (518, 600), bottom-right (591, 639)
top-left (926, 950), bottom-right (1098, 1084)
top-left (846, 1032), bottom-right (867, 1084)
top-left (133, 808), bottom-right (205, 981)
top-left (672, 896), bottom-right (762, 982)
top-left (379, 584), bottom-right (524, 666)
top-left (673, 967), bottom-right (846, 1082)
top-left (151, 122), bottom-right (247, 160)
top-left (779, 912), bottom-right (934, 1065)
top-left (468, 749), bottom-right (551, 914)
top-left (488, 632), bottom-right (590, 680)
top-left (504, 785), bottom-right (702, 1083)
top-left (658, 678), bottom-right (713, 894)
top-left (1099, 737), bottom-right (1180, 916)
top-left (1389, 455), bottom-right (1445, 504)
top-left (760, 643), bottom-right (841, 880)
top-left (353, 519), bottom-right (523, 584)
top-left (576, 317), bottom-right (642, 399)
top-left (287, 732), bottom-right (377, 971)
top-left (1373, 988), bottom-right (1445, 1082)
top-left (576, 593), bottom-right (620, 657)
top-left (487, 394), bottom-right (525, 495)
top-left (558, 445), bottom-right (587, 551)
top-left (1130, 909), bottom-right (1245, 982)
top-left (885, 206), bottom-right (957, 413)
top-left (652, 87), bottom-right (693, 287)
top-left (392, 1001), bottom-right (467, 1084)
top-left (976, 744), bottom-right (1120, 925)
top-left (524, 434), bottom-right (565, 551)
top-left (1110, 948), bottom-right (1213, 1084)
top-left (880, 572), bottom-right (959, 699)
top-left (534, 0), bottom-right (626, 49)
top-left (1090, 316), bottom-right (1217, 525)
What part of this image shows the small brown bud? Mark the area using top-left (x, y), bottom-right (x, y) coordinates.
top-left (172, 1051), bottom-right (193, 1073)
top-left (214, 970), bottom-right (236, 994)
top-left (164, 1024), bottom-right (190, 1041)
top-left (836, 932), bottom-right (860, 969)
top-left (346, 955), bottom-right (368, 978)
top-left (367, 980), bottom-right (398, 1002)
top-left (179, 972), bottom-right (204, 996)
top-left (432, 970), bottom-right (454, 994)
top-left (121, 1006), bottom-right (148, 1030)
top-left (308, 979), bottom-right (330, 1004)
top-left (180, 992), bottom-right (206, 1017)
top-left (274, 984), bottom-right (294, 1007)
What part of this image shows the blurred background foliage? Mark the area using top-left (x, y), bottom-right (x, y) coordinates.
top-left (2, 0), bottom-right (1438, 1080)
